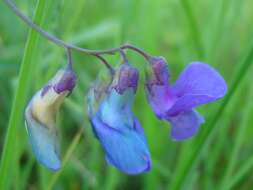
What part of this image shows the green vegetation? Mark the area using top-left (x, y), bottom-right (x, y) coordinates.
top-left (0, 0), bottom-right (253, 189)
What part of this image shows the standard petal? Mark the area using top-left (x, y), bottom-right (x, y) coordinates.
top-left (90, 115), bottom-right (151, 174)
top-left (25, 103), bottom-right (60, 170)
top-left (168, 110), bottom-right (205, 141)
top-left (168, 62), bottom-right (227, 115)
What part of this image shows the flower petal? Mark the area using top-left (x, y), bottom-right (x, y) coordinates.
top-left (168, 110), bottom-right (205, 141)
top-left (25, 101), bottom-right (60, 170)
top-left (168, 62), bottom-right (227, 115)
top-left (24, 67), bottom-right (76, 170)
top-left (90, 115), bottom-right (151, 174)
top-left (146, 85), bottom-right (175, 119)
top-left (145, 56), bottom-right (176, 118)
top-left (88, 63), bottom-right (151, 174)
top-left (98, 89), bottom-right (135, 130)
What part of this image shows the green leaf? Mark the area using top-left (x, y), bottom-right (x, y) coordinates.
top-left (0, 0), bottom-right (47, 189)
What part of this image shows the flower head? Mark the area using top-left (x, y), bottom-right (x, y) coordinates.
top-left (25, 67), bottom-right (77, 170)
top-left (146, 57), bottom-right (227, 141)
top-left (87, 63), bottom-right (151, 174)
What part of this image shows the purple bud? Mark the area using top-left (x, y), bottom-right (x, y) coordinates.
top-left (145, 57), bottom-right (175, 119)
top-left (53, 68), bottom-right (77, 94)
top-left (147, 56), bottom-right (169, 86)
top-left (113, 63), bottom-right (139, 94)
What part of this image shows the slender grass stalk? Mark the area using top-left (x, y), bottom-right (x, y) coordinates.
top-left (180, 0), bottom-right (205, 60)
top-left (104, 168), bottom-right (121, 190)
top-left (47, 129), bottom-right (83, 190)
top-left (220, 82), bottom-right (253, 190)
top-left (152, 159), bottom-right (171, 179)
top-left (208, 0), bottom-right (230, 62)
top-left (0, 1), bottom-right (46, 189)
top-left (169, 40), bottom-right (253, 190)
top-left (202, 77), bottom-right (248, 189)
top-left (226, 156), bottom-right (253, 189)
top-left (20, 158), bottom-right (34, 190)
top-left (202, 95), bottom-right (239, 190)
top-left (62, 0), bottom-right (87, 37)
top-left (219, 83), bottom-right (253, 188)
top-left (202, 0), bottom-right (247, 185)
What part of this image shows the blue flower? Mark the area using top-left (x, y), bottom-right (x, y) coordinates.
top-left (146, 57), bottom-right (227, 141)
top-left (25, 67), bottom-right (76, 170)
top-left (87, 63), bottom-right (151, 174)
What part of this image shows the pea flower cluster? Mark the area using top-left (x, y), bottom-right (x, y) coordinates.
top-left (25, 52), bottom-right (227, 174)
top-left (4, 0), bottom-right (228, 175)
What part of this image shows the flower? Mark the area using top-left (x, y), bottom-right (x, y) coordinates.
top-left (25, 67), bottom-right (76, 170)
top-left (145, 57), bottom-right (227, 141)
top-left (87, 63), bottom-right (151, 174)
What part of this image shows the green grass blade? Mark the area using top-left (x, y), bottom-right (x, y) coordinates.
top-left (219, 80), bottom-right (253, 189)
top-left (208, 0), bottom-right (230, 60)
top-left (104, 168), bottom-right (122, 190)
top-left (180, 0), bottom-right (205, 60)
top-left (47, 129), bottom-right (83, 190)
top-left (201, 82), bottom-right (245, 190)
top-left (169, 40), bottom-right (253, 190)
top-left (0, 1), bottom-right (46, 189)
top-left (226, 156), bottom-right (253, 189)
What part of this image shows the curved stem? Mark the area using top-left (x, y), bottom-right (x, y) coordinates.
top-left (66, 48), bottom-right (73, 69)
top-left (119, 49), bottom-right (128, 64)
top-left (121, 44), bottom-right (151, 61)
top-left (4, 0), bottom-right (152, 60)
top-left (94, 54), bottom-right (114, 74)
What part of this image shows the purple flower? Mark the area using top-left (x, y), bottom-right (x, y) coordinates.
top-left (87, 63), bottom-right (151, 174)
top-left (146, 57), bottom-right (227, 141)
top-left (25, 67), bottom-right (77, 170)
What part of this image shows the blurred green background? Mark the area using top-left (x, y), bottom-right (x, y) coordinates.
top-left (1, 0), bottom-right (253, 189)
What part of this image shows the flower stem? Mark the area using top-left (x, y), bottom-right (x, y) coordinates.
top-left (3, 0), bottom-right (151, 62)
top-left (66, 48), bottom-right (73, 69)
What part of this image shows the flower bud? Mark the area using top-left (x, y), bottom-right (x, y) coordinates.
top-left (25, 67), bottom-right (76, 170)
top-left (112, 63), bottom-right (139, 94)
top-left (145, 57), bottom-right (175, 119)
top-left (88, 63), bottom-right (151, 174)
top-left (146, 56), bottom-right (169, 86)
